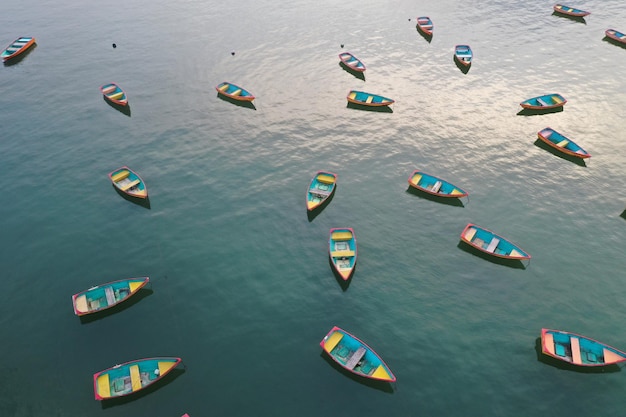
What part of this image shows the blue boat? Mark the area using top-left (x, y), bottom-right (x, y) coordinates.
top-left (307, 171), bottom-right (337, 211)
top-left (541, 329), bottom-right (626, 367)
top-left (346, 90), bottom-right (394, 107)
top-left (338, 52), bottom-right (365, 72)
top-left (454, 45), bottom-right (472, 66)
top-left (320, 326), bottom-right (396, 382)
top-left (72, 277), bottom-right (150, 316)
top-left (416, 17), bottom-right (433, 36)
top-left (520, 93), bottom-right (566, 110)
top-left (215, 81), bottom-right (255, 102)
top-left (408, 170), bottom-right (467, 198)
top-left (553, 4), bottom-right (590, 17)
top-left (329, 228), bottom-right (357, 280)
top-left (1, 36), bottom-right (36, 61)
top-left (460, 223), bottom-right (530, 260)
top-left (606, 29), bottom-right (626, 45)
top-left (108, 166), bottom-right (148, 199)
top-left (537, 127), bottom-right (590, 159)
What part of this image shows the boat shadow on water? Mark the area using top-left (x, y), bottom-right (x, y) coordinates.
top-left (328, 257), bottom-right (353, 291)
top-left (3, 43), bottom-right (37, 66)
top-left (339, 62), bottom-right (365, 80)
top-left (307, 189), bottom-right (336, 222)
top-left (101, 367), bottom-right (186, 409)
top-left (533, 338), bottom-right (621, 373)
top-left (603, 37), bottom-right (626, 50)
top-left (405, 186), bottom-right (465, 207)
top-left (415, 27), bottom-right (432, 43)
top-left (319, 352), bottom-right (395, 393)
top-left (517, 107), bottom-right (563, 116)
top-left (79, 288), bottom-right (154, 324)
top-left (112, 185), bottom-right (151, 209)
top-left (620, 208), bottom-right (626, 220)
top-left (457, 241), bottom-right (527, 269)
top-left (217, 93), bottom-right (257, 110)
top-left (533, 139), bottom-right (587, 167)
top-left (551, 11), bottom-right (587, 24)
top-left (347, 102), bottom-right (393, 113)
top-left (103, 96), bottom-right (131, 116)
top-left (453, 56), bottom-right (471, 74)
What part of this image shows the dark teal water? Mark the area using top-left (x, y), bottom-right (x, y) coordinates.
top-left (2, 0), bottom-right (626, 416)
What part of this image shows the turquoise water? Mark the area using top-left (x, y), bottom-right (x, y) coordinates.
top-left (2, 0), bottom-right (626, 416)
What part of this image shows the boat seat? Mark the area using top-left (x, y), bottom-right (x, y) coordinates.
top-left (111, 171), bottom-right (130, 182)
top-left (230, 89), bottom-right (242, 96)
top-left (345, 347), bottom-right (367, 369)
top-left (105, 286), bottom-right (116, 306)
top-left (555, 139), bottom-right (569, 147)
top-left (218, 84), bottom-right (229, 91)
top-left (536, 98), bottom-right (549, 106)
top-left (431, 181), bottom-right (442, 193)
top-left (331, 231), bottom-right (353, 241)
top-left (450, 189), bottom-right (464, 196)
top-left (348, 92), bottom-right (357, 100)
top-left (552, 96), bottom-right (563, 104)
top-left (371, 364), bottom-right (392, 380)
top-left (120, 179), bottom-right (140, 191)
top-left (311, 189), bottom-right (331, 196)
top-left (102, 85), bottom-right (116, 94)
top-left (485, 237), bottom-right (500, 253)
top-left (509, 249), bottom-right (523, 257)
top-left (331, 250), bottom-right (355, 258)
top-left (324, 332), bottom-right (344, 353)
top-left (109, 92), bottom-right (124, 100)
top-left (365, 96), bottom-right (374, 104)
top-left (463, 227), bottom-right (477, 241)
top-left (411, 173), bottom-right (422, 185)
top-left (570, 337), bottom-right (583, 364)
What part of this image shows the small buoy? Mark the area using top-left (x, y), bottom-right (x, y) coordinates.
top-left (112, 43), bottom-right (116, 48)
top-left (340, 44), bottom-right (344, 48)
top-left (231, 51), bottom-right (235, 56)
top-left (408, 18), bottom-right (411, 21)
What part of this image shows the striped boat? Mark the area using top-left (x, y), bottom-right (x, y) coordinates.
top-left (347, 90), bottom-right (394, 107)
top-left (100, 83), bottom-right (128, 106)
top-left (520, 93), bottom-right (566, 110)
top-left (1, 37), bottom-right (36, 61)
top-left (416, 17), bottom-right (433, 36)
top-left (541, 329), bottom-right (626, 367)
top-left (553, 4), bottom-right (590, 17)
top-left (72, 277), bottom-right (149, 316)
top-left (460, 223), bottom-right (530, 260)
top-left (215, 81), bottom-right (255, 102)
top-left (606, 29), bottom-right (626, 45)
top-left (307, 171), bottom-right (337, 211)
top-left (108, 166), bottom-right (148, 199)
top-left (408, 170), bottom-right (468, 198)
top-left (339, 52), bottom-right (366, 72)
top-left (537, 127), bottom-right (590, 159)
top-left (454, 45), bottom-right (473, 66)
top-left (329, 228), bottom-right (357, 281)
top-left (93, 357), bottom-right (182, 400)
top-left (320, 326), bottom-right (396, 382)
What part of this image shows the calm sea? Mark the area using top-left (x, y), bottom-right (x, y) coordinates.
top-left (2, 0), bottom-right (626, 416)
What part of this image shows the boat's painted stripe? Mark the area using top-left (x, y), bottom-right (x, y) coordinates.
top-left (97, 374), bottom-right (111, 398)
top-left (120, 179), bottom-right (140, 191)
top-left (324, 331), bottom-right (344, 353)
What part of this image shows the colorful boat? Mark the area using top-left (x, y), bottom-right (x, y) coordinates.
top-left (1, 37), bottom-right (36, 61)
top-left (320, 326), bottom-right (396, 382)
top-left (100, 83), bottom-right (128, 106)
top-left (408, 170), bottom-right (468, 198)
top-left (541, 329), bottom-right (626, 367)
top-left (93, 357), bottom-right (182, 400)
top-left (347, 90), bottom-right (394, 107)
top-left (606, 29), bottom-right (626, 45)
top-left (215, 81), bottom-right (255, 102)
top-left (416, 17), bottom-right (433, 36)
top-left (329, 228), bottom-right (357, 280)
top-left (339, 52), bottom-right (366, 72)
top-left (553, 4), bottom-right (590, 17)
top-left (520, 93), bottom-right (566, 110)
top-left (72, 277), bottom-right (150, 316)
top-left (108, 166), bottom-right (148, 199)
top-left (460, 223), bottom-right (530, 260)
top-left (307, 171), bottom-right (337, 211)
top-left (454, 45), bottom-right (473, 66)
top-left (537, 127), bottom-right (590, 159)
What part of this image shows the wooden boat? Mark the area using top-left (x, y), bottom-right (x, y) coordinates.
top-left (454, 45), bottom-right (472, 66)
top-left (93, 357), bottom-right (182, 400)
top-left (307, 171), bottom-right (337, 211)
top-left (72, 277), bottom-right (150, 316)
top-left (416, 17), bottom-right (433, 36)
top-left (108, 166), bottom-right (148, 199)
top-left (1, 37), bottom-right (36, 61)
top-left (320, 326), bottom-right (396, 382)
top-left (100, 83), bottom-right (128, 106)
top-left (215, 81), bottom-right (255, 102)
top-left (520, 93), bottom-right (566, 110)
top-left (347, 90), bottom-right (394, 107)
top-left (329, 228), bottom-right (357, 280)
top-left (460, 223), bottom-right (530, 260)
top-left (541, 329), bottom-right (626, 367)
top-left (537, 127), bottom-right (590, 159)
top-left (338, 52), bottom-right (366, 72)
top-left (606, 29), bottom-right (626, 45)
top-left (553, 4), bottom-right (590, 17)
top-left (408, 170), bottom-right (468, 198)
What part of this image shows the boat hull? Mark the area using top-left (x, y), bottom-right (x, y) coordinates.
top-left (320, 326), bottom-right (396, 382)
top-left (541, 329), bottom-right (626, 367)
top-left (216, 81), bottom-right (255, 102)
top-left (108, 166), bottom-right (148, 199)
top-left (346, 90), bottom-right (394, 107)
top-left (520, 93), bottom-right (566, 110)
top-left (307, 171), bottom-right (337, 211)
top-left (329, 228), bottom-right (356, 280)
top-left (460, 223), bottom-right (530, 260)
top-left (408, 170), bottom-right (467, 198)
top-left (72, 277), bottom-right (150, 316)
top-left (537, 127), bottom-right (590, 159)
top-left (1, 37), bottom-right (36, 61)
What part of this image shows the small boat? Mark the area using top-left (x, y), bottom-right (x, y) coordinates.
top-left (408, 170), bottom-right (468, 198)
top-left (460, 223), bottom-right (530, 260)
top-left (1, 37), bottom-right (36, 61)
top-left (541, 329), bottom-right (626, 367)
top-left (320, 326), bottom-right (396, 382)
top-left (338, 52), bottom-right (366, 72)
top-left (416, 17), bottom-right (433, 36)
top-left (537, 127), bottom-right (590, 159)
top-left (520, 93), bottom-right (566, 110)
top-left (72, 277), bottom-right (150, 316)
top-left (329, 228), bottom-right (357, 280)
top-left (606, 29), bottom-right (626, 45)
top-left (307, 171), bottom-right (337, 211)
top-left (93, 357), bottom-right (182, 400)
top-left (108, 166), bottom-right (148, 199)
top-left (215, 81), bottom-right (255, 102)
top-left (347, 90), bottom-right (394, 107)
top-left (553, 4), bottom-right (590, 17)
top-left (454, 45), bottom-right (473, 66)
top-left (100, 83), bottom-right (128, 106)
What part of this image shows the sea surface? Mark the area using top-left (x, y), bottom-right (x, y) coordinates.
top-left (2, 0), bottom-right (626, 416)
